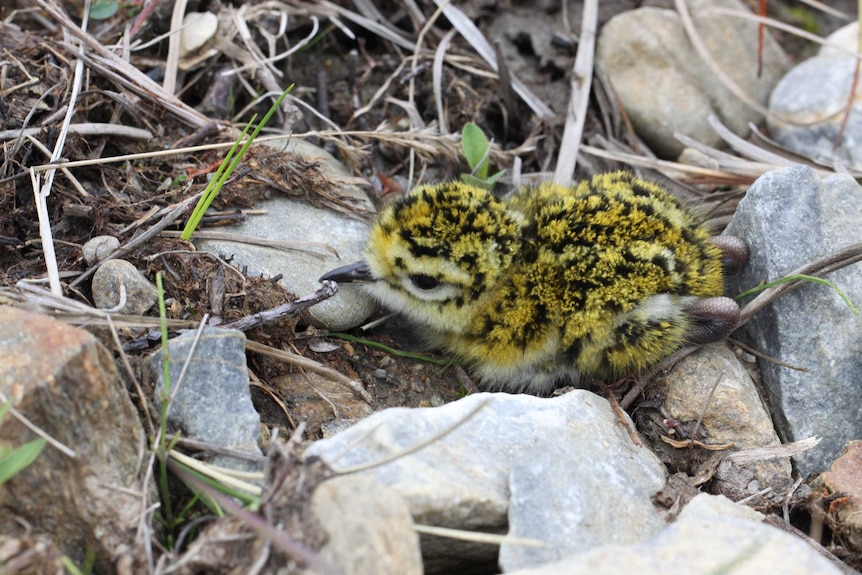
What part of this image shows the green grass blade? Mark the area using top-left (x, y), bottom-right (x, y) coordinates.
top-left (328, 332), bottom-right (455, 365)
top-left (736, 273), bottom-right (859, 314)
top-left (181, 84), bottom-right (294, 240)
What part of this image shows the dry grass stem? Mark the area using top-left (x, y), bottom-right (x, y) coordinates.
top-left (168, 450), bottom-right (263, 494)
top-left (431, 0), bottom-right (553, 118)
top-left (553, 0), bottom-right (597, 185)
top-left (158, 230), bottom-right (338, 260)
top-left (675, 0), bottom-right (771, 119)
top-left (413, 524), bottom-right (547, 547)
top-left (723, 436), bottom-right (822, 463)
top-left (162, 0), bottom-right (188, 94)
top-left (0, 123), bottom-right (153, 141)
top-left (708, 7), bottom-right (860, 60)
top-left (245, 340), bottom-right (372, 403)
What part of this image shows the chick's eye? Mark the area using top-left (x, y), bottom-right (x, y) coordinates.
top-left (409, 274), bottom-right (440, 290)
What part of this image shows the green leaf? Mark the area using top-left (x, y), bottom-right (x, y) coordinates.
top-left (89, 0), bottom-right (119, 20)
top-left (485, 169), bottom-right (506, 186)
top-left (460, 173), bottom-right (492, 191)
top-left (0, 438), bottom-right (46, 486)
top-left (461, 122), bottom-right (490, 180)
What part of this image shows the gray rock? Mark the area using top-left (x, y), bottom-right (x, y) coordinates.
top-left (307, 475), bottom-right (423, 575)
top-left (768, 22), bottom-right (862, 170)
top-left (91, 259), bottom-right (158, 314)
top-left (768, 56), bottom-right (862, 170)
top-left (818, 22), bottom-right (859, 60)
top-left (0, 306), bottom-right (150, 572)
top-left (304, 391), bottom-right (667, 573)
top-left (506, 494), bottom-right (842, 575)
top-left (726, 165), bottom-right (862, 475)
top-left (656, 343), bottom-right (792, 500)
top-left (146, 327), bottom-right (263, 470)
top-left (81, 235), bottom-right (119, 266)
top-left (195, 140), bottom-right (376, 330)
top-left (499, 436), bottom-right (666, 571)
top-left (596, 0), bottom-right (789, 158)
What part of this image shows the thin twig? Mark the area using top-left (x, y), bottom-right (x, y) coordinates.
top-left (217, 281), bottom-right (339, 331)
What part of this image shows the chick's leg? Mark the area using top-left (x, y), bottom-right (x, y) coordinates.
top-left (684, 296), bottom-right (740, 344)
top-left (712, 235), bottom-right (748, 273)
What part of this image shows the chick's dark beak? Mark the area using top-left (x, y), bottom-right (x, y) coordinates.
top-left (319, 261), bottom-right (374, 283)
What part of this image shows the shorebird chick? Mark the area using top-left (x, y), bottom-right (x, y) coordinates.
top-left (321, 171), bottom-right (743, 395)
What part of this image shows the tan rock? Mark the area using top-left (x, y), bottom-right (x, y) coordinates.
top-left (0, 306), bottom-right (150, 571)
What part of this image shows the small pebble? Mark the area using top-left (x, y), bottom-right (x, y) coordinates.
top-left (180, 12), bottom-right (218, 57)
top-left (82, 235), bottom-right (120, 266)
top-left (91, 259), bottom-right (158, 315)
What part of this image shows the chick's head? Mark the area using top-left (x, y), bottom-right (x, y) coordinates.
top-left (364, 182), bottom-right (523, 334)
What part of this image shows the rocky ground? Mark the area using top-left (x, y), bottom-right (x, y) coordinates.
top-left (2, 0), bottom-right (862, 573)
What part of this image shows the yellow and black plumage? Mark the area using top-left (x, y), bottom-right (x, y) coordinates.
top-left (322, 171), bottom-right (741, 395)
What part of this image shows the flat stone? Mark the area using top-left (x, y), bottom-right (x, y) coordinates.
top-left (655, 343), bottom-right (792, 501)
top-left (768, 56), bottom-right (862, 170)
top-left (145, 327), bottom-right (263, 471)
top-left (307, 475), bottom-right (423, 575)
top-left (768, 22), bottom-right (862, 170)
top-left (500, 436), bottom-right (666, 571)
top-left (81, 235), bottom-right (119, 266)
